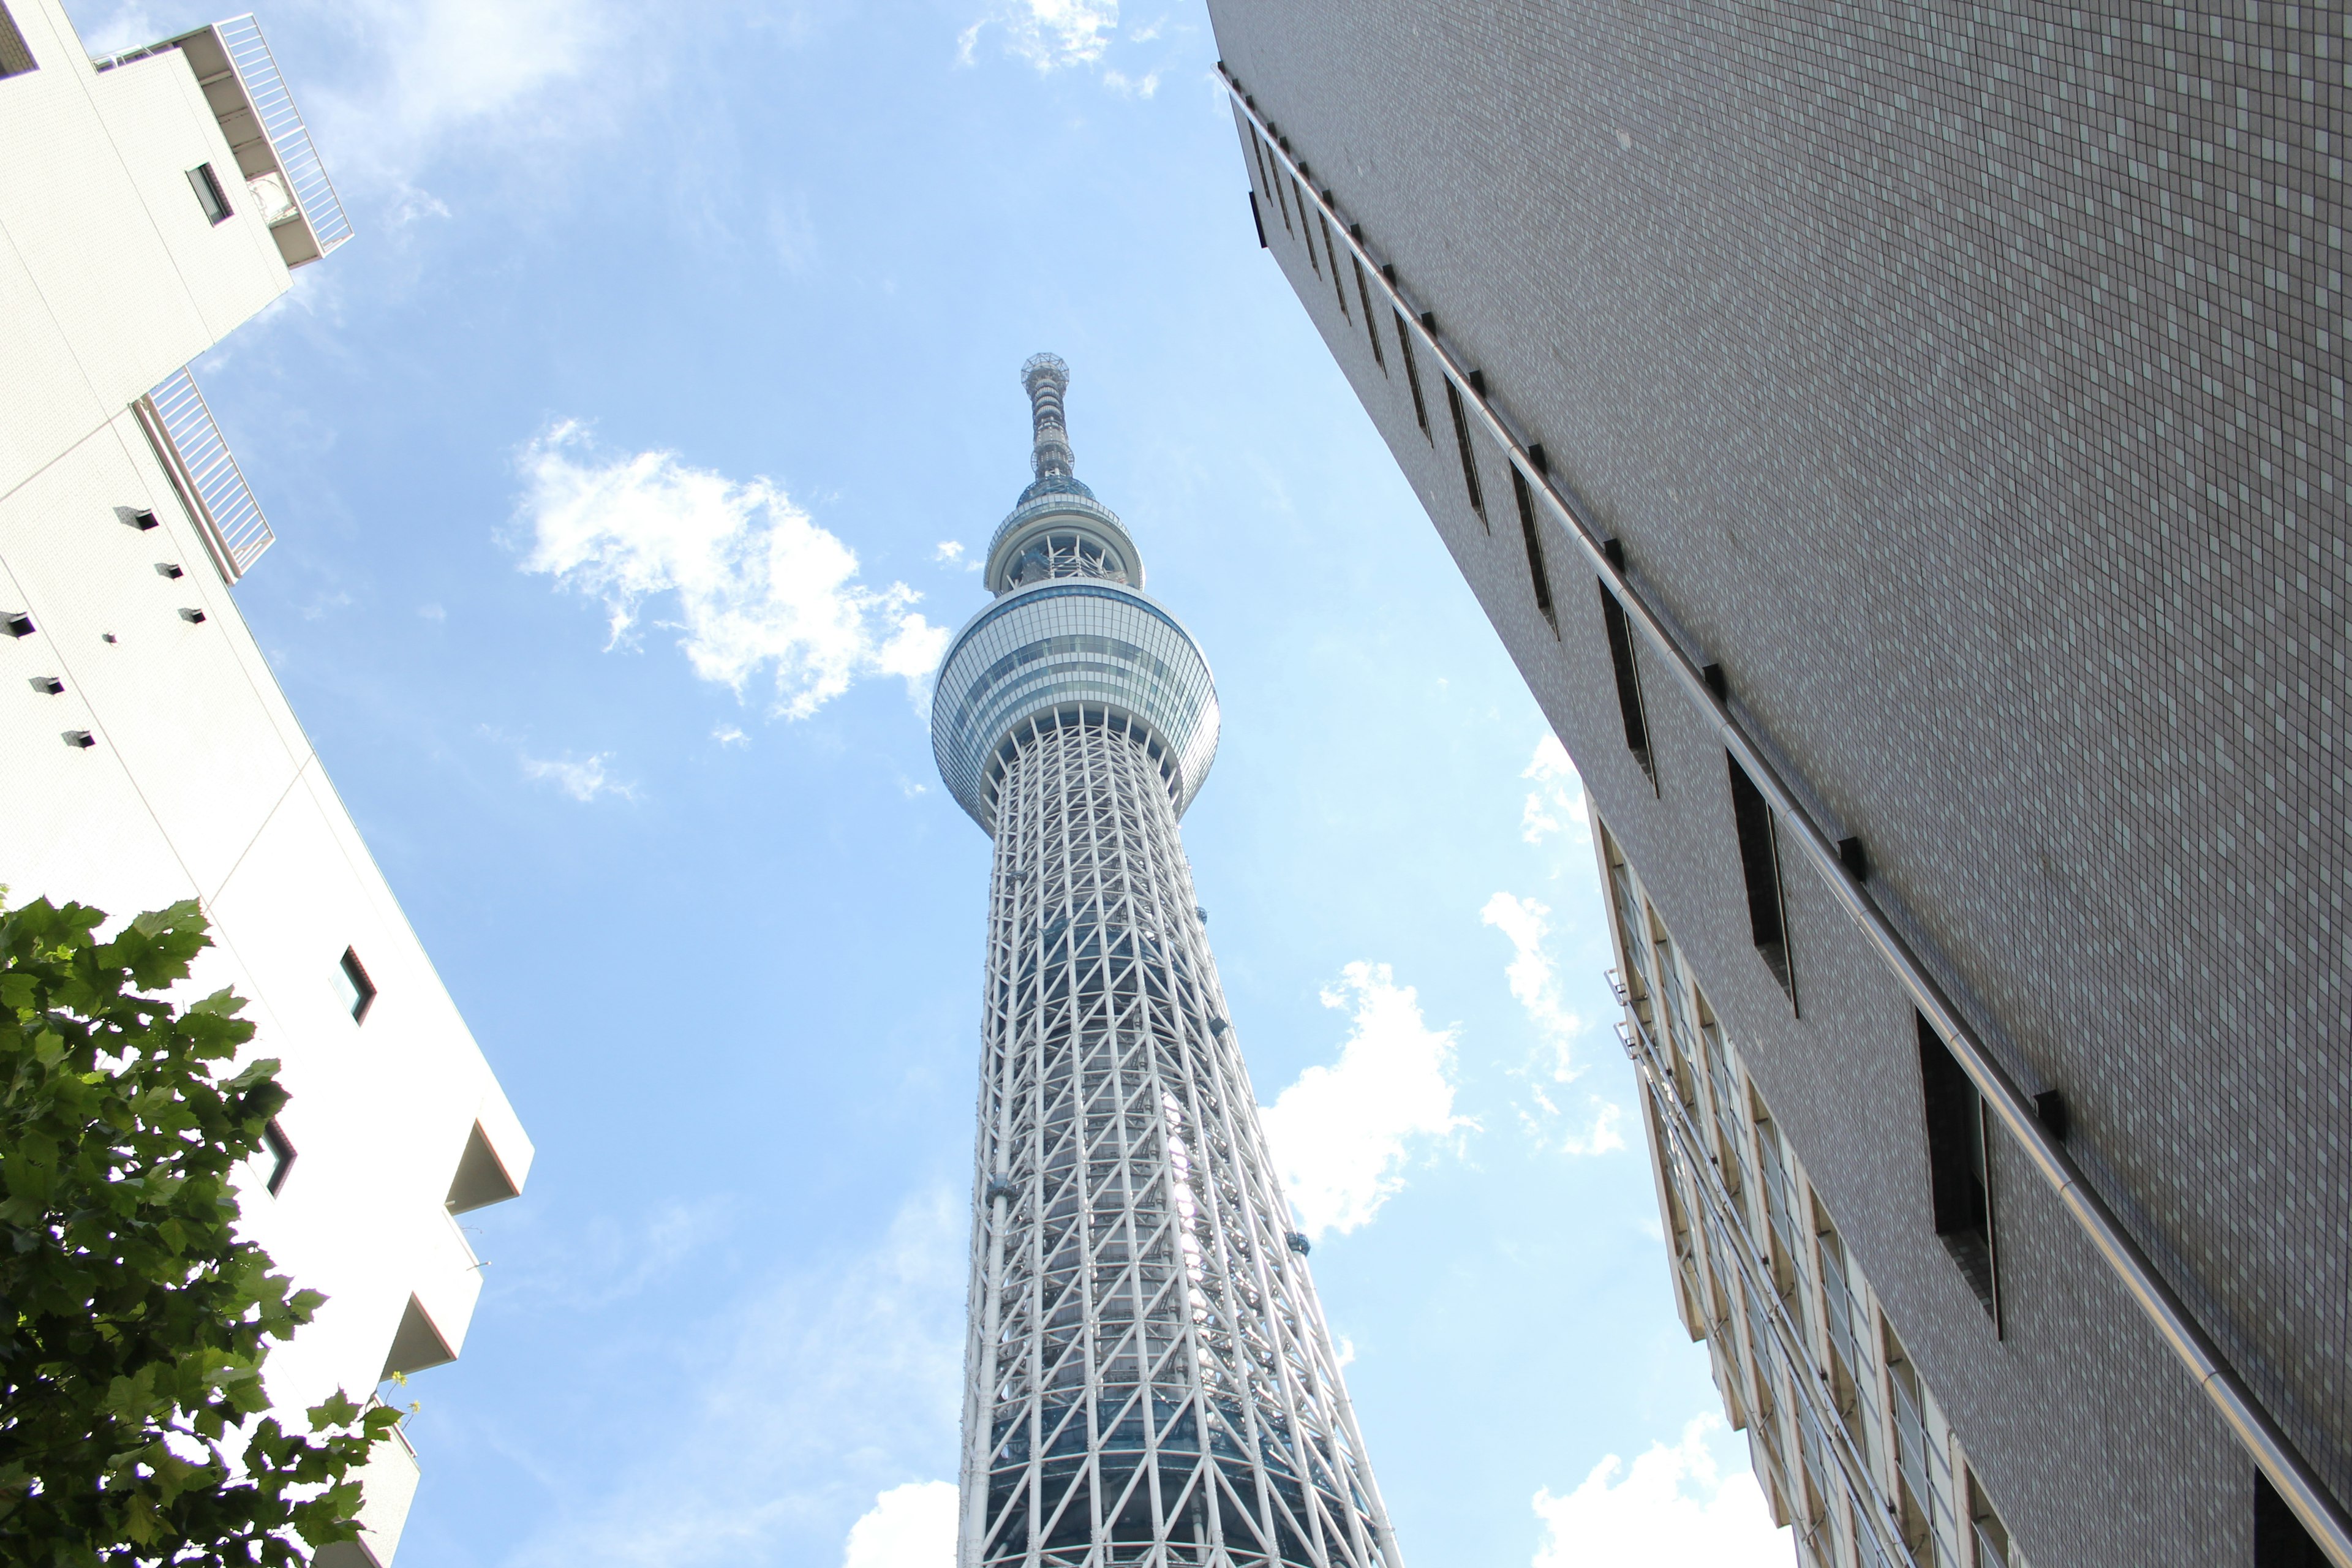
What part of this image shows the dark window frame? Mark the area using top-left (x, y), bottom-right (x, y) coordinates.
top-left (1917, 1014), bottom-right (2000, 1324)
top-left (1444, 377), bottom-right (1485, 524)
top-left (262, 1118), bottom-right (297, 1196)
top-left (1396, 312), bottom-right (1429, 436)
top-left (1510, 466), bottom-right (1557, 635)
top-left (1318, 213), bottom-right (1348, 316)
top-left (339, 946), bottom-right (378, 1023)
top-left (1292, 179), bottom-right (1319, 274)
top-left (1351, 255), bottom-right (1384, 370)
top-left (1598, 584), bottom-right (1656, 786)
top-left (2256, 1470), bottom-right (2328, 1568)
top-left (187, 162), bottom-right (233, 225)
top-left (1725, 753), bottom-right (1795, 1003)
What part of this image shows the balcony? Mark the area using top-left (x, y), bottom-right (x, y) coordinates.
top-left (99, 14), bottom-right (353, 270)
top-left (134, 366), bottom-right (273, 582)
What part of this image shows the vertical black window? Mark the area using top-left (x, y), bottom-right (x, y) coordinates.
top-left (1511, 466), bottom-right (1556, 635)
top-left (1352, 257), bottom-right (1384, 369)
top-left (1319, 214), bottom-right (1348, 315)
top-left (1725, 754), bottom-right (1793, 1000)
top-left (337, 946), bottom-right (378, 1023)
top-left (1444, 378), bottom-right (1485, 523)
top-left (1292, 181), bottom-right (1320, 274)
top-left (1396, 313), bottom-right (1428, 435)
top-left (1598, 585), bottom-right (1655, 784)
top-left (0, 2), bottom-right (33, 76)
top-left (2256, 1472), bottom-right (2327, 1568)
top-left (262, 1119), bottom-right (297, 1196)
top-left (1270, 157), bottom-right (1294, 233)
top-left (1917, 1015), bottom-right (1997, 1319)
top-left (187, 163), bottom-right (233, 225)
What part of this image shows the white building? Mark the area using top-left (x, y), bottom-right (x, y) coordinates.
top-left (0, 7), bottom-right (531, 1564)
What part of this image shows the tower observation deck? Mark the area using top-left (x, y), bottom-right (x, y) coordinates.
top-left (931, 358), bottom-right (1402, 1568)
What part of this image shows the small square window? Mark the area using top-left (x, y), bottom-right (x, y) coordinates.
top-left (187, 163), bottom-right (233, 225)
top-left (262, 1118), bottom-right (296, 1196)
top-left (336, 946), bottom-right (377, 1023)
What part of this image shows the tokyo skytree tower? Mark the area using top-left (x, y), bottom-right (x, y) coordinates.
top-left (930, 357), bottom-right (1403, 1568)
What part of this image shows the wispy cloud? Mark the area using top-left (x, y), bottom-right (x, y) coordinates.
top-left (523, 751), bottom-right (639, 803)
top-left (1520, 734), bottom-right (1590, 848)
top-left (503, 1194), bottom-right (964, 1568)
top-left (1481, 893), bottom-right (1623, 1156)
top-left (1531, 1415), bottom-right (1787, 1567)
top-left (303, 0), bottom-right (624, 197)
top-left (957, 0), bottom-right (1118, 70)
top-left (1259, 962), bottom-right (1475, 1241)
top-left (842, 1481), bottom-right (957, 1568)
top-left (516, 421), bottom-right (949, 721)
top-left (713, 724), bottom-right (748, 748)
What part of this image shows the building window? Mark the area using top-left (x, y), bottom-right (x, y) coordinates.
top-left (1292, 180), bottom-right (1320, 274)
top-left (336, 946), bottom-right (378, 1023)
top-left (1917, 1015), bottom-right (1997, 1319)
top-left (1318, 214), bottom-right (1349, 315)
top-left (187, 163), bottom-right (233, 225)
top-left (1968, 1469), bottom-right (2018, 1567)
top-left (1511, 467), bottom-right (1557, 635)
top-left (0, 2), bottom-right (34, 77)
top-left (1351, 257), bottom-right (1384, 370)
top-left (1396, 312), bottom-right (1429, 435)
top-left (1266, 145), bottom-right (1294, 233)
top-left (262, 1119), bottom-right (297, 1196)
top-left (2256, 1471), bottom-right (2327, 1568)
top-left (1725, 754), bottom-right (1794, 1001)
top-left (1598, 584), bottom-right (1655, 785)
top-left (1444, 378), bottom-right (1485, 524)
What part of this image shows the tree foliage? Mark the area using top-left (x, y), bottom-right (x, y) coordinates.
top-left (0, 896), bottom-right (396, 1566)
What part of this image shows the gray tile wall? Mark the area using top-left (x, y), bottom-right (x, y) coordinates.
top-left (1207, 2), bottom-right (2348, 1564)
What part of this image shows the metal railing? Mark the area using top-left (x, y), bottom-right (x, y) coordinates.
top-left (1221, 64), bottom-right (2352, 1567)
top-left (214, 15), bottom-right (351, 257)
top-left (138, 368), bottom-right (273, 581)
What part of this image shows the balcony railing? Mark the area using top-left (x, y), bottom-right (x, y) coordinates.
top-left (213, 15), bottom-right (350, 258)
top-left (100, 15), bottom-right (352, 268)
top-left (136, 368), bottom-right (273, 582)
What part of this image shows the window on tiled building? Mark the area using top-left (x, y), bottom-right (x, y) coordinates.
top-left (1917, 1014), bottom-right (1997, 1319)
top-left (1725, 752), bottom-right (1794, 1001)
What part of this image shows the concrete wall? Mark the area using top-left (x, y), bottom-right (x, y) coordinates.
top-left (1206, 1), bottom-right (2348, 1562)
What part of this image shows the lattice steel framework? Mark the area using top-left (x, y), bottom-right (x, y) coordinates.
top-left (937, 360), bottom-right (1400, 1568)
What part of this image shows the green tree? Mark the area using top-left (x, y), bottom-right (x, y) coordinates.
top-left (0, 895), bottom-right (398, 1566)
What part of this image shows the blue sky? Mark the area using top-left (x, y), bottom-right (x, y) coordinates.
top-left (63, 0), bottom-right (1793, 1563)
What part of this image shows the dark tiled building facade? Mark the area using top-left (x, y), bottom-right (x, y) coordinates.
top-left (1204, 2), bottom-right (2348, 1565)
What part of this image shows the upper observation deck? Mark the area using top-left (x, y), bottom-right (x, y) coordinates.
top-left (931, 356), bottom-right (1219, 833)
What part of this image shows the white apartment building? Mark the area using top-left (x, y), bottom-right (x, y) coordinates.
top-left (0, 6), bottom-right (531, 1563)
top-left (1597, 817), bottom-right (2025, 1568)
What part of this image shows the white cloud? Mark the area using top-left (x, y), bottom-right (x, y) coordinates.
top-left (523, 752), bottom-right (638, 803)
top-left (74, 2), bottom-right (160, 58)
top-left (1482, 893), bottom-right (1623, 1156)
top-left (418, 602), bottom-right (448, 622)
top-left (932, 541), bottom-right (966, 565)
top-left (516, 421), bottom-right (949, 721)
top-left (503, 1194), bottom-right (965, 1568)
top-left (1521, 734), bottom-right (1591, 848)
top-left (958, 0), bottom-right (1118, 70)
top-left (842, 1482), bottom-right (958, 1568)
top-left (304, 0), bottom-right (622, 195)
top-left (1259, 962), bottom-right (1474, 1241)
top-left (1531, 1415), bottom-right (1787, 1568)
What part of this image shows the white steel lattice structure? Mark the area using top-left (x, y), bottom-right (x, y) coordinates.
top-left (932, 358), bottom-right (1402, 1568)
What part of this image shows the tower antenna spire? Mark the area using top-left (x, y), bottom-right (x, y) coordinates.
top-left (1021, 353), bottom-right (1074, 480)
